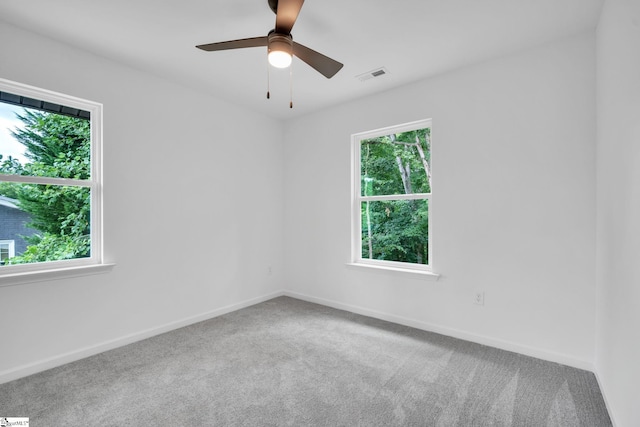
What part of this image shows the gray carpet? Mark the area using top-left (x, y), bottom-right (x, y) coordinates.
top-left (0, 296), bottom-right (611, 426)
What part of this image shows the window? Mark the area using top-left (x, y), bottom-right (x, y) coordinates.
top-left (351, 119), bottom-right (433, 273)
top-left (0, 240), bottom-right (15, 264)
top-left (0, 77), bottom-right (103, 279)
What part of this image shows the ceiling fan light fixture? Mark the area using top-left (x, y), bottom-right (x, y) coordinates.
top-left (268, 33), bottom-right (293, 68)
top-left (268, 50), bottom-right (292, 68)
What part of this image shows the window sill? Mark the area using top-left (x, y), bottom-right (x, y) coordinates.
top-left (0, 263), bottom-right (115, 287)
top-left (346, 262), bottom-right (440, 280)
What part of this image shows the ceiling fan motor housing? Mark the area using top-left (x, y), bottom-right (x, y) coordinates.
top-left (268, 32), bottom-right (293, 55)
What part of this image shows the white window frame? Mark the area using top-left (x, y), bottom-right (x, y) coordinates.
top-left (350, 118), bottom-right (436, 276)
top-left (0, 77), bottom-right (109, 284)
top-left (0, 240), bottom-right (16, 260)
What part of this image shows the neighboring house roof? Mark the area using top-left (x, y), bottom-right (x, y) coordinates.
top-left (0, 195), bottom-right (18, 209)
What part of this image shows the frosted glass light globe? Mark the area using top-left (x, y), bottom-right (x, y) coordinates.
top-left (268, 50), bottom-right (292, 68)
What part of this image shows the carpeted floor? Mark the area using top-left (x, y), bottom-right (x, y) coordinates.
top-left (0, 296), bottom-right (611, 426)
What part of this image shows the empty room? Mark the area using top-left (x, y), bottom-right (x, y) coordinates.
top-left (0, 0), bottom-right (637, 425)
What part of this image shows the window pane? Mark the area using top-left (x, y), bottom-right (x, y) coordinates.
top-left (0, 182), bottom-right (90, 265)
top-left (0, 102), bottom-right (91, 180)
top-left (360, 128), bottom-right (431, 196)
top-left (361, 199), bottom-right (428, 265)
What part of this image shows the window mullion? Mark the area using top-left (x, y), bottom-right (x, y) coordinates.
top-left (0, 173), bottom-right (92, 187)
top-left (359, 193), bottom-right (431, 202)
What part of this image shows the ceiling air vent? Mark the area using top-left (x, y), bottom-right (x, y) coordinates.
top-left (356, 67), bottom-right (389, 82)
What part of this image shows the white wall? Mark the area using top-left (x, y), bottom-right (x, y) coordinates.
top-left (284, 33), bottom-right (597, 368)
top-left (0, 22), bottom-right (285, 381)
top-left (596, 0), bottom-right (640, 425)
top-left (2, 12), bottom-right (633, 425)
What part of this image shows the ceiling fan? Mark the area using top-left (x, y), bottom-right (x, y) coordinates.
top-left (196, 0), bottom-right (343, 79)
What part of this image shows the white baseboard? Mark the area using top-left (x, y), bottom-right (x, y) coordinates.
top-left (593, 367), bottom-right (618, 427)
top-left (1, 289), bottom-right (597, 386)
top-left (0, 290), bottom-right (285, 384)
top-left (284, 290), bottom-right (595, 372)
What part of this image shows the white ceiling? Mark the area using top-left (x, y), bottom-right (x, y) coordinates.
top-left (0, 0), bottom-right (603, 120)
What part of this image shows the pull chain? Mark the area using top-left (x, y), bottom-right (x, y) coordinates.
top-left (266, 52), bottom-right (271, 99)
top-left (289, 55), bottom-right (293, 109)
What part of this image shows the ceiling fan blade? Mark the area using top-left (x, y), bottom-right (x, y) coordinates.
top-left (293, 42), bottom-right (343, 79)
top-left (275, 0), bottom-right (305, 34)
top-left (196, 36), bottom-right (268, 52)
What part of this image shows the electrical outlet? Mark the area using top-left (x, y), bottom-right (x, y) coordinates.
top-left (474, 292), bottom-right (485, 306)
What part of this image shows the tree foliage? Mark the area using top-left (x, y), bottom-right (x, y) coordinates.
top-left (361, 128), bottom-right (431, 264)
top-left (0, 109), bottom-right (91, 264)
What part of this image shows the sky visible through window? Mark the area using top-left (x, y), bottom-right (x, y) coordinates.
top-left (0, 102), bottom-right (29, 165)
